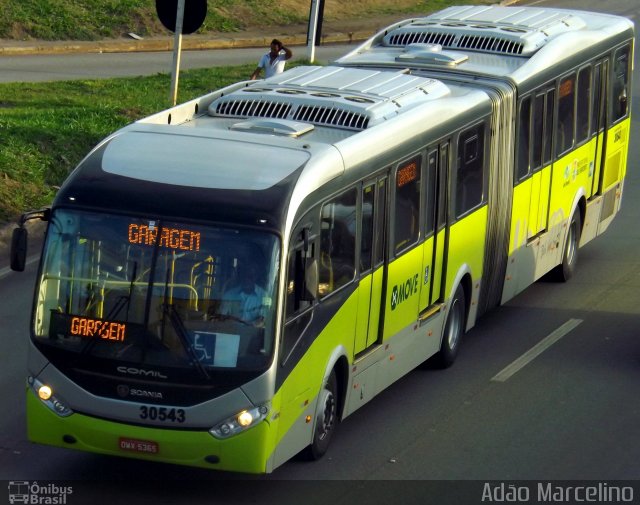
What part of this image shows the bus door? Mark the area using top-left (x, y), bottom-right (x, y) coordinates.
top-left (590, 59), bottom-right (608, 197)
top-left (354, 175), bottom-right (388, 354)
top-left (526, 90), bottom-right (554, 239)
top-left (419, 143), bottom-right (449, 315)
top-left (600, 46), bottom-right (631, 196)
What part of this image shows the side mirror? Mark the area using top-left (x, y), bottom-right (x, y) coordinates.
top-left (10, 227), bottom-right (28, 272)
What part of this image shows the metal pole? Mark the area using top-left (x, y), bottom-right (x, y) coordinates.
top-left (307, 0), bottom-right (319, 63)
top-left (170, 0), bottom-right (185, 106)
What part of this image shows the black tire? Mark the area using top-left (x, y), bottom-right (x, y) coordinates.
top-left (304, 370), bottom-right (338, 460)
top-left (434, 285), bottom-right (466, 369)
top-left (552, 210), bottom-right (581, 282)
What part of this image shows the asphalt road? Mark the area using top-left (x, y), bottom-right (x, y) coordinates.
top-left (1, 0), bottom-right (639, 504)
top-left (0, 44), bottom-right (356, 83)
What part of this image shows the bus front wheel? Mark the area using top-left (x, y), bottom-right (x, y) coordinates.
top-left (304, 370), bottom-right (338, 460)
top-left (434, 284), bottom-right (466, 368)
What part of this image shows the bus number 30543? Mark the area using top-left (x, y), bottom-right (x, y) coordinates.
top-left (139, 406), bottom-right (186, 423)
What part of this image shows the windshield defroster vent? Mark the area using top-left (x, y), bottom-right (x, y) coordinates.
top-left (457, 34), bottom-right (524, 54)
top-left (213, 99), bottom-right (370, 131)
top-left (214, 99), bottom-right (292, 119)
top-left (387, 30), bottom-right (524, 55)
top-left (293, 105), bottom-right (369, 130)
top-left (388, 32), bottom-right (456, 47)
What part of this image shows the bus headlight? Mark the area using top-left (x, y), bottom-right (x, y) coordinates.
top-left (38, 385), bottom-right (52, 401)
top-left (209, 404), bottom-right (269, 439)
top-left (28, 377), bottom-right (73, 417)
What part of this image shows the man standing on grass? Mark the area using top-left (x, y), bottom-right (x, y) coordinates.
top-left (250, 39), bottom-right (293, 80)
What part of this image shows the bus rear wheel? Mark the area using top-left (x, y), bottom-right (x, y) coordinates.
top-left (304, 370), bottom-right (338, 460)
top-left (552, 210), bottom-right (581, 282)
top-left (434, 284), bottom-right (465, 368)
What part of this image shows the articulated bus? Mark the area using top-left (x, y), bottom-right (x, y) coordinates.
top-left (10, 5), bottom-right (633, 473)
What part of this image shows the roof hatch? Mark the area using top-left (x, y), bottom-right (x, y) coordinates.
top-left (230, 118), bottom-right (314, 137)
top-left (396, 43), bottom-right (469, 66)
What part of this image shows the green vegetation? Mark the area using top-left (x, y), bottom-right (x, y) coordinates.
top-left (0, 0), bottom-right (165, 40)
top-left (0, 64), bottom-right (256, 221)
top-left (0, 0), bottom-right (494, 41)
top-left (0, 0), bottom-right (496, 223)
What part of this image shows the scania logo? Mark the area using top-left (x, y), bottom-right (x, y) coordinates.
top-left (116, 384), bottom-right (164, 400)
top-left (116, 366), bottom-right (168, 379)
top-left (131, 389), bottom-right (164, 399)
top-left (116, 385), bottom-right (130, 398)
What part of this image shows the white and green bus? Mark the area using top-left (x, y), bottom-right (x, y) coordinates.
top-left (11, 5), bottom-right (633, 473)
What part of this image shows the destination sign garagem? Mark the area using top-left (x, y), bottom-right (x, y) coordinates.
top-left (128, 223), bottom-right (201, 251)
top-left (70, 316), bottom-right (126, 342)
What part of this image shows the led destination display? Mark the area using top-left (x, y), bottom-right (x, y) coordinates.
top-left (128, 223), bottom-right (201, 252)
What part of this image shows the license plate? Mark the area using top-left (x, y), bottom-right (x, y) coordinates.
top-left (118, 437), bottom-right (159, 454)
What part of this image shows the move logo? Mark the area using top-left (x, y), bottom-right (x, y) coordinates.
top-left (390, 274), bottom-right (419, 310)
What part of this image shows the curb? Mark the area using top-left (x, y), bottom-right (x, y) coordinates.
top-left (0, 29), bottom-right (376, 57)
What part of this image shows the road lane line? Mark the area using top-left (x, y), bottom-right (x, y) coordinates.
top-left (0, 255), bottom-right (40, 279)
top-left (491, 318), bottom-right (583, 382)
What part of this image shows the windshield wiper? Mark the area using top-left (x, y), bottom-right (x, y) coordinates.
top-left (162, 303), bottom-right (210, 380)
top-left (157, 256), bottom-right (209, 380)
top-left (125, 260), bottom-right (138, 321)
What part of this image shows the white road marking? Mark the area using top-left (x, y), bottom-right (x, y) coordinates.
top-left (491, 318), bottom-right (583, 382)
top-left (0, 255), bottom-right (40, 279)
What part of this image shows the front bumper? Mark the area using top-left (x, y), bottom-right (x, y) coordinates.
top-left (26, 389), bottom-right (273, 473)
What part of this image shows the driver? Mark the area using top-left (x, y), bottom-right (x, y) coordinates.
top-left (219, 262), bottom-right (268, 324)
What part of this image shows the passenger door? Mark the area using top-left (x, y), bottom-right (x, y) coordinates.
top-left (601, 46), bottom-right (631, 194)
top-left (381, 156), bottom-right (423, 342)
top-left (418, 143), bottom-right (449, 314)
top-left (354, 175), bottom-right (389, 354)
top-left (590, 59), bottom-right (608, 196)
top-left (529, 90), bottom-right (554, 237)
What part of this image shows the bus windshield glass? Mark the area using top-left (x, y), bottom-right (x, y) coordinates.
top-left (33, 209), bottom-right (279, 374)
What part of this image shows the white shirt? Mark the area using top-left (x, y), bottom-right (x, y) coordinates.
top-left (257, 51), bottom-right (287, 78)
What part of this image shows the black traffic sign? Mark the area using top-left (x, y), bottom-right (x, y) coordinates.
top-left (156, 0), bottom-right (207, 35)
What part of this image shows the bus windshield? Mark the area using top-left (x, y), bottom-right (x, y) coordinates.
top-left (34, 209), bottom-right (279, 375)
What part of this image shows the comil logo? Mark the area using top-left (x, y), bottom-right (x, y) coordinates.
top-left (7, 481), bottom-right (73, 504)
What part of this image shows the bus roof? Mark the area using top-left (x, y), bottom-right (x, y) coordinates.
top-left (335, 5), bottom-right (634, 84)
top-left (56, 65), bottom-right (489, 230)
top-left (123, 64), bottom-right (487, 190)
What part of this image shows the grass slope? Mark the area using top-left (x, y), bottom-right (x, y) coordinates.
top-left (0, 64), bottom-right (255, 221)
top-left (0, 0), bottom-right (495, 222)
top-left (0, 0), bottom-right (492, 40)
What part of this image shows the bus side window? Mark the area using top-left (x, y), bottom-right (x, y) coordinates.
top-left (285, 221), bottom-right (318, 319)
top-left (374, 178), bottom-right (388, 267)
top-left (455, 123), bottom-right (485, 217)
top-left (543, 89), bottom-right (555, 165)
top-left (319, 189), bottom-right (357, 296)
top-left (425, 151), bottom-right (437, 236)
top-left (576, 66), bottom-right (592, 145)
top-left (591, 63), bottom-right (603, 137)
top-left (394, 156), bottom-right (421, 254)
top-left (285, 248), bottom-right (303, 319)
top-left (556, 74), bottom-right (576, 156)
top-left (532, 93), bottom-right (545, 171)
top-left (611, 45), bottom-right (630, 124)
top-left (360, 184), bottom-right (375, 273)
top-left (516, 96), bottom-right (532, 181)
